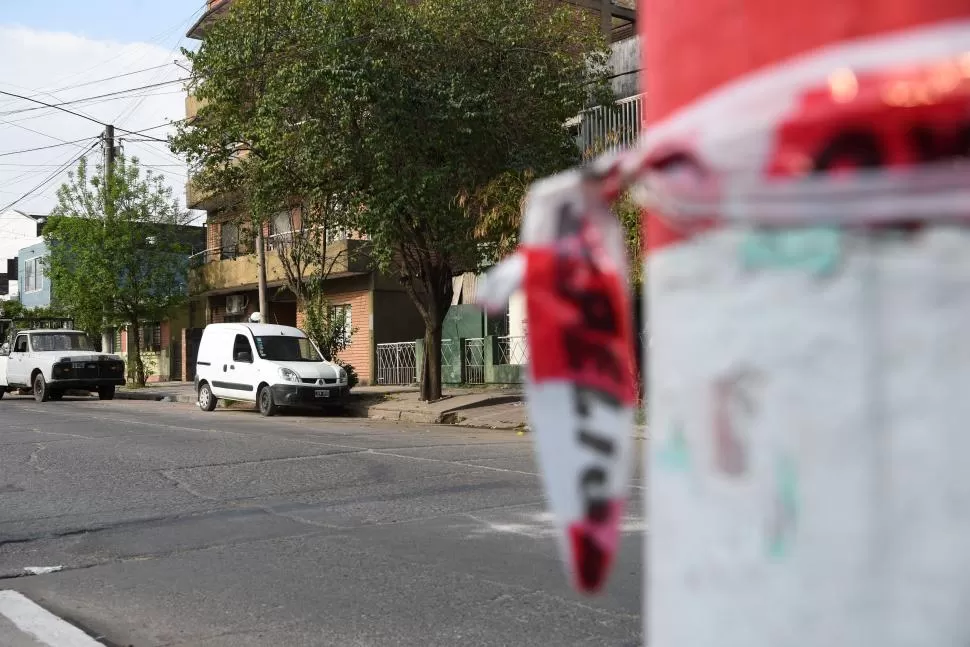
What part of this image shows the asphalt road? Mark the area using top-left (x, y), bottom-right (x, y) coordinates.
top-left (0, 396), bottom-right (644, 646)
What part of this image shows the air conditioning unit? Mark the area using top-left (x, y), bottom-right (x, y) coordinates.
top-left (226, 295), bottom-right (246, 315)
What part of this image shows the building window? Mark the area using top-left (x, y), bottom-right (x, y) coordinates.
top-left (268, 211), bottom-right (293, 251)
top-left (221, 222), bottom-right (240, 259)
top-left (329, 304), bottom-right (352, 346)
top-left (140, 322), bottom-right (162, 352)
top-left (23, 257), bottom-right (44, 293)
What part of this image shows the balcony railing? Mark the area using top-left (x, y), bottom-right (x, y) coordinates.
top-left (578, 92), bottom-right (644, 157)
top-left (188, 235), bottom-right (370, 294)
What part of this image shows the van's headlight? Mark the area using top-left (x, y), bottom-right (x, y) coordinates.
top-left (278, 367), bottom-right (300, 383)
top-left (338, 368), bottom-right (347, 382)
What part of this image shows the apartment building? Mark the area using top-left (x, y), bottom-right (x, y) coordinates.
top-left (183, 0), bottom-right (425, 385)
top-left (182, 0), bottom-right (640, 386)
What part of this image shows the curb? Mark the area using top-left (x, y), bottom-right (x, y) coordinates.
top-left (114, 390), bottom-right (182, 402)
top-left (111, 389), bottom-right (537, 431)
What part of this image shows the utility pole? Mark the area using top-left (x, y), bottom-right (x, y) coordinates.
top-left (102, 125), bottom-right (115, 354)
top-left (255, 220), bottom-right (269, 322)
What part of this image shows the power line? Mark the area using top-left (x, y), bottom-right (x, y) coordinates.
top-left (0, 138), bottom-right (99, 159)
top-left (122, 138), bottom-right (185, 164)
top-left (0, 141), bottom-right (99, 212)
top-left (0, 90), bottom-right (171, 143)
top-left (0, 117), bottom-right (88, 147)
top-left (3, 90), bottom-right (189, 126)
top-left (3, 62), bottom-right (187, 105)
top-left (0, 78), bottom-right (192, 119)
top-left (0, 4), bottom-right (205, 111)
top-left (0, 162), bottom-right (187, 168)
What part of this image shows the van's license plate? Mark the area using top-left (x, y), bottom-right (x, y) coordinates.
top-left (315, 390), bottom-right (329, 398)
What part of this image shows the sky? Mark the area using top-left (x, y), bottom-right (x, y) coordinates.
top-left (0, 0), bottom-right (208, 222)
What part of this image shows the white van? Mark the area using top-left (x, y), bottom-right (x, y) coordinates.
top-left (194, 323), bottom-right (349, 416)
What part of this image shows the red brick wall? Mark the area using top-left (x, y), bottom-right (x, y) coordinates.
top-left (295, 278), bottom-right (373, 384)
top-left (160, 321), bottom-right (171, 351)
top-left (331, 288), bottom-right (371, 382)
top-left (206, 222), bottom-right (220, 256)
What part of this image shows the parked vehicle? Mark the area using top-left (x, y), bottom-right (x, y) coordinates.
top-left (0, 329), bottom-right (126, 402)
top-left (194, 322), bottom-right (349, 416)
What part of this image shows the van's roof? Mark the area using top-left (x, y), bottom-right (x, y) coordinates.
top-left (19, 329), bottom-right (86, 335)
top-left (205, 323), bottom-right (306, 337)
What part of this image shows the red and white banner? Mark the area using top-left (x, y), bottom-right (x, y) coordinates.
top-left (480, 3), bottom-right (970, 645)
top-left (478, 170), bottom-right (638, 594)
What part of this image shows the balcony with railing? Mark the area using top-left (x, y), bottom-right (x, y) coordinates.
top-left (185, 148), bottom-right (248, 211)
top-left (577, 92), bottom-right (644, 157)
top-left (188, 232), bottom-right (371, 295)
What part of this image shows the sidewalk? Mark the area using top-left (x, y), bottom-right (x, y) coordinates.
top-left (113, 382), bottom-right (648, 437)
top-left (114, 382), bottom-right (531, 430)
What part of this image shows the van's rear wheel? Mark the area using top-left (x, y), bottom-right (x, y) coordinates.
top-left (258, 385), bottom-right (277, 417)
top-left (198, 382), bottom-right (218, 412)
top-left (98, 385), bottom-right (115, 401)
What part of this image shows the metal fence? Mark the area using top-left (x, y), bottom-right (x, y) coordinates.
top-left (441, 338), bottom-right (460, 367)
top-left (578, 93), bottom-right (644, 156)
top-left (496, 336), bottom-right (527, 365)
top-left (464, 338), bottom-right (486, 384)
top-left (375, 341), bottom-right (417, 385)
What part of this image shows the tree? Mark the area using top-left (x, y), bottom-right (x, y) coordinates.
top-left (44, 156), bottom-right (192, 386)
top-left (171, 0), bottom-right (359, 368)
top-left (172, 0), bottom-right (611, 400)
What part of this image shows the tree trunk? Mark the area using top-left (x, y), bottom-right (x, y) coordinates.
top-left (128, 318), bottom-right (146, 387)
top-left (421, 319), bottom-right (444, 402)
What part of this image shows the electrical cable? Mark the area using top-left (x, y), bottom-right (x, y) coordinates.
top-left (0, 78), bottom-right (192, 119)
top-left (0, 138), bottom-right (98, 159)
top-left (0, 140), bottom-right (99, 212)
top-left (0, 90), bottom-right (173, 143)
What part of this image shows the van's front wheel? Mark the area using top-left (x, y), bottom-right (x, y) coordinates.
top-left (198, 382), bottom-right (218, 412)
top-left (258, 385), bottom-right (277, 417)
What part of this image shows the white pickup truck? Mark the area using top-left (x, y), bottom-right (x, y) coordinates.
top-left (0, 329), bottom-right (126, 402)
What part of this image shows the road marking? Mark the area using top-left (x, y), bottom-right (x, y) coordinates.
top-left (465, 510), bottom-right (647, 540)
top-left (0, 591), bottom-right (102, 646)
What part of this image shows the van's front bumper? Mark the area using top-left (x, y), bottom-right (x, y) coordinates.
top-left (271, 384), bottom-right (349, 406)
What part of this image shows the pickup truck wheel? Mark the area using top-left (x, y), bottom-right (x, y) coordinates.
top-left (33, 374), bottom-right (49, 403)
top-left (258, 385), bottom-right (277, 417)
top-left (98, 385), bottom-right (115, 401)
top-left (198, 383), bottom-right (218, 412)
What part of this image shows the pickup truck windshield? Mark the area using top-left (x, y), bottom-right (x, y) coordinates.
top-left (253, 336), bottom-right (322, 362)
top-left (30, 332), bottom-right (95, 352)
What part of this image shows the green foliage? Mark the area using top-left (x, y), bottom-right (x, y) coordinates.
top-left (44, 156), bottom-right (191, 385)
top-left (301, 280), bottom-right (360, 389)
top-left (171, 0), bottom-right (612, 400)
top-left (0, 299), bottom-right (24, 320)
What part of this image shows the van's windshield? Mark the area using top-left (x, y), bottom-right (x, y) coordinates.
top-left (253, 336), bottom-right (322, 362)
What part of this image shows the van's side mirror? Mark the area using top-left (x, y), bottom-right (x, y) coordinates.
top-left (234, 350), bottom-right (253, 363)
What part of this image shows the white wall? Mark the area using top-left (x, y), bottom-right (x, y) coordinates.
top-left (507, 289), bottom-right (529, 365)
top-left (0, 210), bottom-right (43, 299)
